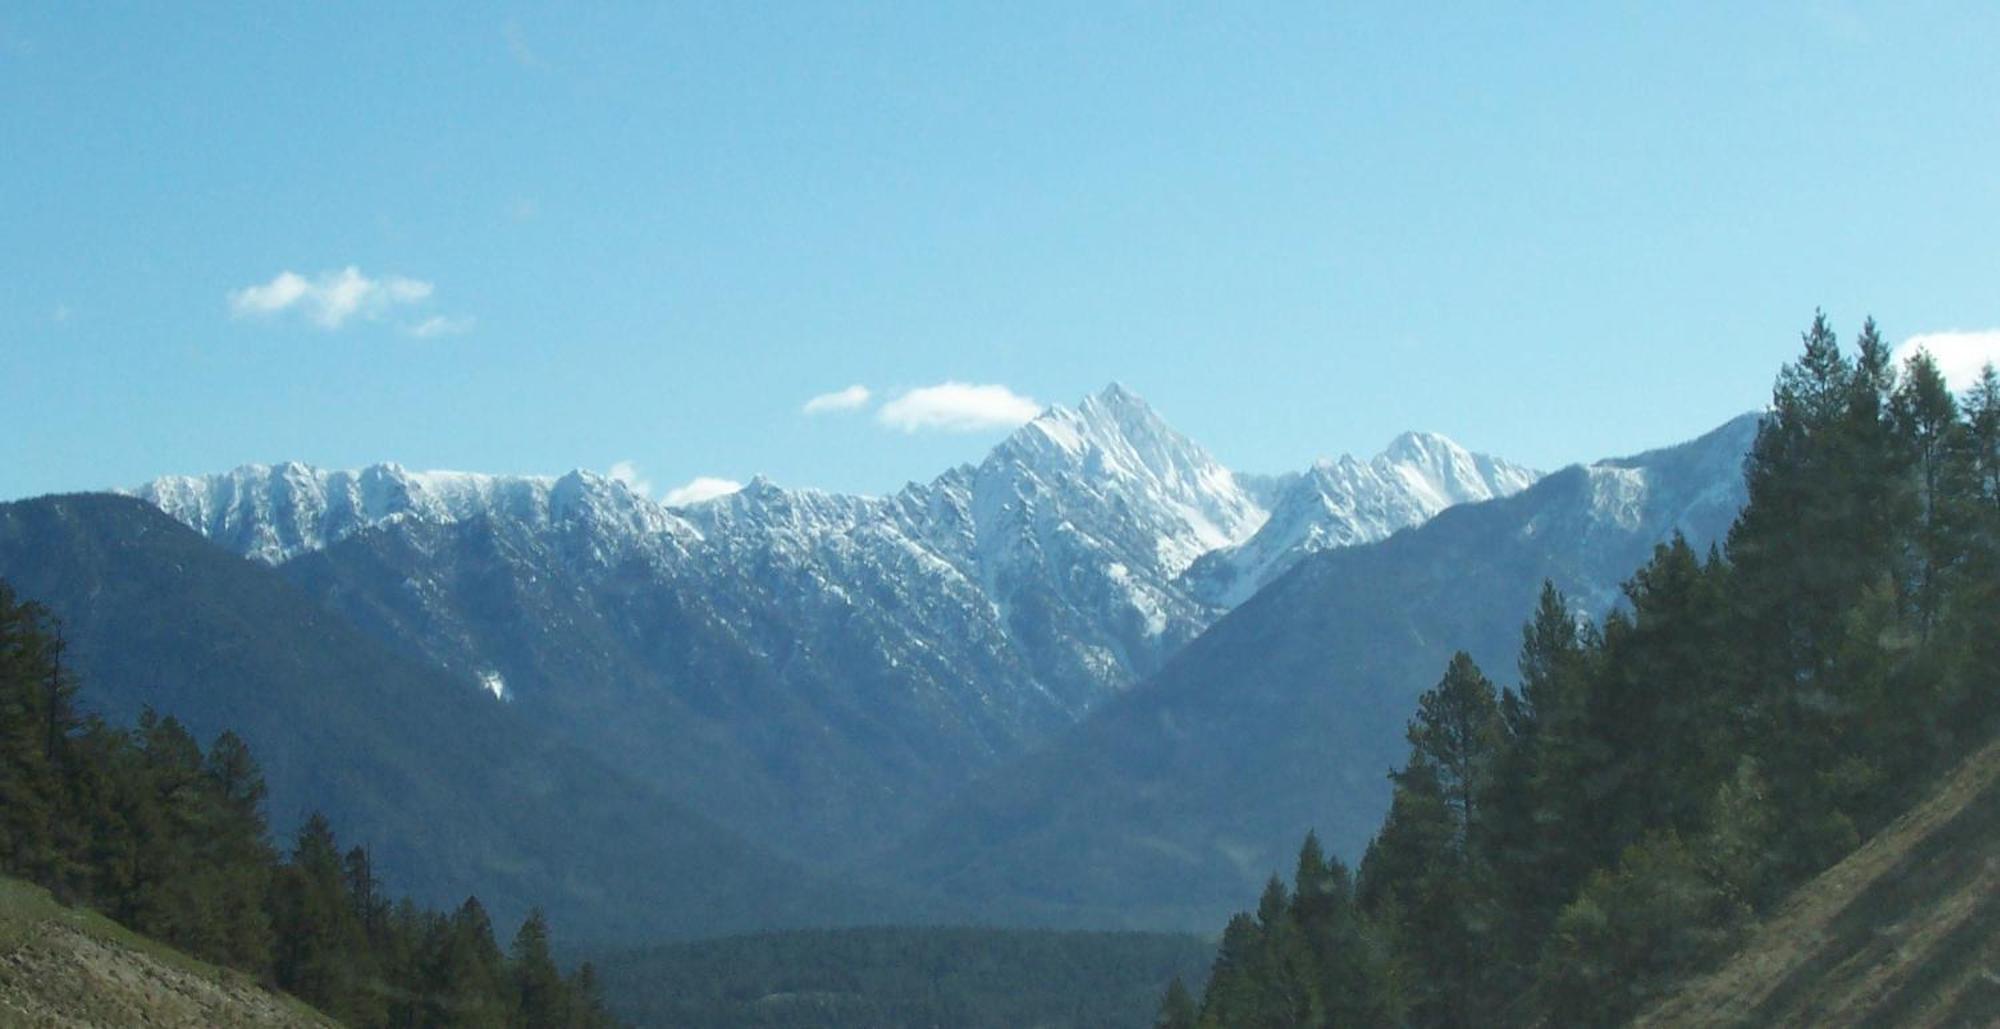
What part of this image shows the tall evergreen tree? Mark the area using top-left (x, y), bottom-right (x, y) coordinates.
top-left (511, 908), bottom-right (570, 1028)
top-left (274, 813), bottom-right (383, 1025)
top-left (0, 586), bottom-right (79, 887)
top-left (1156, 976), bottom-right (1198, 1029)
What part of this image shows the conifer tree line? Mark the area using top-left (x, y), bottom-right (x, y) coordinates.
top-left (0, 584), bottom-right (619, 1027)
top-left (1164, 315), bottom-right (2000, 1027)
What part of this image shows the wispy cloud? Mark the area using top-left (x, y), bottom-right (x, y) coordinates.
top-left (608, 460), bottom-right (654, 498)
top-left (877, 382), bottom-right (1043, 433)
top-left (405, 314), bottom-right (476, 339)
top-left (802, 384), bottom-right (872, 415)
top-left (663, 476), bottom-right (744, 506)
top-left (1894, 330), bottom-right (2000, 394)
top-left (229, 267), bottom-right (434, 330)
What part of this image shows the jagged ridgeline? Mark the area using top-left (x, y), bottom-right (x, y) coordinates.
top-left (122, 387), bottom-right (1536, 873)
top-left (1167, 315), bottom-right (2000, 1028)
top-left (0, 585), bottom-right (618, 1027)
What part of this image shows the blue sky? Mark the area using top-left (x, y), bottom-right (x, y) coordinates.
top-left (5, 3), bottom-right (1999, 503)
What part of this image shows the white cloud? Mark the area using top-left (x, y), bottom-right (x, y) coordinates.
top-left (1894, 330), bottom-right (2000, 394)
top-left (230, 267), bottom-right (435, 330)
top-left (406, 314), bottom-right (476, 339)
top-left (662, 476), bottom-right (745, 506)
top-left (802, 384), bottom-right (872, 415)
top-left (876, 382), bottom-right (1043, 433)
top-left (607, 460), bottom-right (654, 499)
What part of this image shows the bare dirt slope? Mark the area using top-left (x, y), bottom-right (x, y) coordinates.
top-left (0, 877), bottom-right (334, 1028)
top-left (1637, 736), bottom-right (2000, 1027)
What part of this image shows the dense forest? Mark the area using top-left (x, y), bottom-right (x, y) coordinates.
top-left (593, 925), bottom-right (1213, 1028)
top-left (0, 582), bottom-right (618, 1027)
top-left (1168, 315), bottom-right (2000, 1027)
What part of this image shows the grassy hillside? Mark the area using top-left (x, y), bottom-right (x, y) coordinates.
top-left (1637, 736), bottom-right (2000, 1027)
top-left (592, 925), bottom-right (1214, 1028)
top-left (0, 875), bottom-right (333, 1027)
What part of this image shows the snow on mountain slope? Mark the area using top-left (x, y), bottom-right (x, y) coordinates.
top-left (902, 384), bottom-right (1271, 688)
top-left (120, 385), bottom-right (1543, 868)
top-left (124, 387), bottom-right (1536, 744)
top-left (884, 413), bottom-right (1761, 931)
top-left (132, 462), bottom-right (695, 564)
top-left (1183, 431), bottom-right (1539, 607)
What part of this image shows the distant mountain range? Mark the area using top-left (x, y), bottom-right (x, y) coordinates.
top-left (120, 385), bottom-right (1537, 869)
top-left (0, 385), bottom-right (1759, 940)
top-left (882, 413), bottom-right (1760, 930)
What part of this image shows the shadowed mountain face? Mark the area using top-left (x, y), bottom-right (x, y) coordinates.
top-left (125, 385), bottom-right (1536, 869)
top-left (881, 413), bottom-right (1762, 931)
top-left (0, 493), bottom-right (909, 944)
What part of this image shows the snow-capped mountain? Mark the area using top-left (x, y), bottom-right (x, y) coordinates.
top-left (121, 384), bottom-right (1537, 868)
top-left (886, 412), bottom-right (1763, 930)
top-left (1183, 431), bottom-right (1539, 607)
top-left (135, 462), bottom-right (695, 565)
top-left (892, 384), bottom-right (1270, 693)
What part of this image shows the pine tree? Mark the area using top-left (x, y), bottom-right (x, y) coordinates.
top-left (1400, 653), bottom-right (1503, 852)
top-left (1292, 833), bottom-right (1390, 1025)
top-left (1534, 833), bottom-right (1746, 1026)
top-left (1359, 653), bottom-right (1505, 1027)
top-left (200, 731), bottom-right (275, 973)
top-left (1484, 583), bottom-right (1599, 1002)
top-left (511, 908), bottom-right (569, 1027)
top-left (274, 813), bottom-right (382, 1025)
top-left (1892, 347), bottom-right (1964, 636)
top-left (1728, 313), bottom-right (1911, 884)
top-left (1585, 537), bottom-right (1733, 850)
top-left (1156, 976), bottom-right (1198, 1029)
top-left (1196, 913), bottom-right (1268, 1028)
top-left (423, 895), bottom-right (512, 1027)
top-left (0, 586), bottom-right (80, 888)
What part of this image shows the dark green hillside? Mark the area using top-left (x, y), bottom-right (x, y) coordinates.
top-left (0, 492), bottom-right (902, 944)
top-left (591, 925), bottom-right (1214, 1029)
top-left (0, 575), bottom-right (618, 1024)
top-left (1171, 316), bottom-right (2000, 1026)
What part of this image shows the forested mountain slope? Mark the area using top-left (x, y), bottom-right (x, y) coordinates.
top-left (0, 493), bottom-right (902, 944)
top-left (1636, 735), bottom-right (2000, 1028)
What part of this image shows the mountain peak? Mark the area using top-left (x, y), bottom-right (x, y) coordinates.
top-left (1094, 380), bottom-right (1146, 408)
top-left (1383, 430), bottom-right (1467, 464)
top-left (1183, 430), bottom-right (1541, 607)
